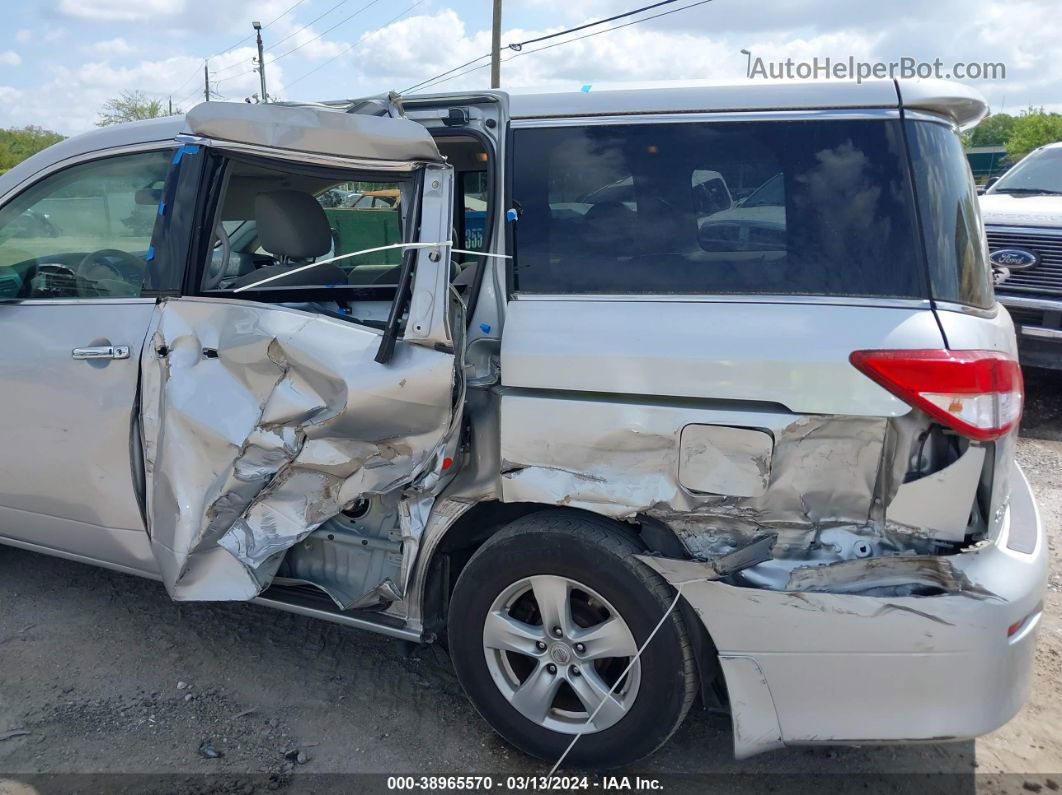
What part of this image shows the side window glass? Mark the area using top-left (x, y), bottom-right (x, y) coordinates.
top-left (202, 157), bottom-right (410, 294)
top-left (457, 170), bottom-right (488, 265)
top-left (513, 122), bottom-right (923, 298)
top-left (906, 121), bottom-right (994, 309)
top-left (0, 150), bottom-right (172, 299)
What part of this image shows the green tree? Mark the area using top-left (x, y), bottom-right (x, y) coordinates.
top-left (0, 126), bottom-right (65, 175)
top-left (963, 112), bottom-right (1015, 148)
top-left (1005, 106), bottom-right (1062, 161)
top-left (96, 90), bottom-right (181, 127)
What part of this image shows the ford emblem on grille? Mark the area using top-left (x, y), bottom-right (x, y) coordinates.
top-left (989, 248), bottom-right (1040, 270)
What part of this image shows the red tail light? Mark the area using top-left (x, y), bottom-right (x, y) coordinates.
top-left (849, 349), bottom-right (1023, 442)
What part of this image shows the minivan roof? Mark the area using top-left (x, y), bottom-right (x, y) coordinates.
top-left (0, 101), bottom-right (441, 196)
top-left (402, 79), bottom-right (987, 129)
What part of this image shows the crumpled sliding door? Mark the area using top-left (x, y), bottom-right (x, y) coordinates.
top-left (139, 297), bottom-right (456, 601)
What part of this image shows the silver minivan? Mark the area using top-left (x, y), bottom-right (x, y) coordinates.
top-left (0, 79), bottom-right (1045, 768)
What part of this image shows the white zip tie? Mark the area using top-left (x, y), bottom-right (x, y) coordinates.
top-left (547, 577), bottom-right (704, 776)
top-left (232, 241), bottom-right (511, 293)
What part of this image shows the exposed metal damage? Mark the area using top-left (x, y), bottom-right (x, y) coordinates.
top-left (140, 297), bottom-right (458, 602)
top-left (496, 392), bottom-right (1001, 600)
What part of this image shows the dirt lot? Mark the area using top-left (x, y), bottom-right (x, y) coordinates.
top-left (0, 371), bottom-right (1060, 794)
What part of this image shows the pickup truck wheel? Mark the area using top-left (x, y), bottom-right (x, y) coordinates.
top-left (447, 510), bottom-right (698, 768)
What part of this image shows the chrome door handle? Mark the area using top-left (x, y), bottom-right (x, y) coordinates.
top-left (72, 345), bottom-right (130, 360)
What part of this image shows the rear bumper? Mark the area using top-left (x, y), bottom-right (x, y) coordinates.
top-left (639, 464), bottom-right (1047, 758)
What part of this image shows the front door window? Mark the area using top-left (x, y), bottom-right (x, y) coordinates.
top-left (0, 150), bottom-right (172, 299)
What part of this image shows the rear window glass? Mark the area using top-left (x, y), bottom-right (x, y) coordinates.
top-left (905, 121), bottom-right (994, 309)
top-left (512, 119), bottom-right (926, 298)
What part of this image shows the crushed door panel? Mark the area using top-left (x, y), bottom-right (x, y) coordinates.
top-left (140, 297), bottom-right (456, 600)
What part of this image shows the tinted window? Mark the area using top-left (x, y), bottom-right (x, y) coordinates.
top-left (512, 120), bottom-right (925, 298)
top-left (906, 121), bottom-right (994, 309)
top-left (0, 150), bottom-right (171, 299)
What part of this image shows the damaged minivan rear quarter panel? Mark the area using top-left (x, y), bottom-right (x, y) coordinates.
top-left (639, 470), bottom-right (1045, 756)
top-left (498, 299), bottom-right (952, 559)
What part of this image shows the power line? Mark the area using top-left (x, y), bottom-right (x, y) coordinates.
top-left (403, 0), bottom-right (690, 94)
top-left (263, 0), bottom-right (312, 29)
top-left (270, 0), bottom-right (383, 61)
top-left (508, 0), bottom-right (682, 50)
top-left (402, 52), bottom-right (492, 93)
top-left (172, 64), bottom-right (203, 97)
top-left (210, 0), bottom-right (331, 79)
top-left (266, 0), bottom-right (351, 52)
top-left (169, 0), bottom-right (312, 97)
top-left (285, 0), bottom-right (424, 90)
top-left (407, 0), bottom-right (715, 94)
top-left (217, 0), bottom-right (312, 57)
top-left (216, 0), bottom-right (385, 87)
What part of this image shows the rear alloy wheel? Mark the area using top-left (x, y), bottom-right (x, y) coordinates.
top-left (482, 574), bottom-right (641, 734)
top-left (448, 509), bottom-right (698, 768)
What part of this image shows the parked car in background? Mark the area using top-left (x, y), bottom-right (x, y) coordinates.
top-left (980, 141), bottom-right (1062, 369)
top-left (346, 188), bottom-right (400, 209)
top-left (0, 81), bottom-right (1045, 768)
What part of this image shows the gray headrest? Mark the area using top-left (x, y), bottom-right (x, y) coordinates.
top-left (255, 190), bottom-right (332, 260)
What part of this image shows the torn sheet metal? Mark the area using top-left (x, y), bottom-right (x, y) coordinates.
top-left (499, 394), bottom-right (885, 558)
top-left (635, 552), bottom-right (1027, 757)
top-left (784, 555), bottom-right (995, 597)
top-left (886, 446), bottom-right (986, 541)
top-left (140, 297), bottom-right (456, 601)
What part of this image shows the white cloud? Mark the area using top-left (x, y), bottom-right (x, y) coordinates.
top-left (0, 49), bottom-right (291, 132)
top-left (57, 0), bottom-right (185, 22)
top-left (0, 51), bottom-right (22, 67)
top-left (341, 11), bottom-right (880, 98)
top-left (4, 1), bottom-right (1062, 135)
top-left (86, 38), bottom-right (140, 56)
top-left (273, 25), bottom-right (349, 61)
top-left (0, 86), bottom-right (23, 104)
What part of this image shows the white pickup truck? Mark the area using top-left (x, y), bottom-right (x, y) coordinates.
top-left (980, 141), bottom-right (1062, 369)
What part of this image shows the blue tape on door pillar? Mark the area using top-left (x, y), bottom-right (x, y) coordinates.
top-left (171, 144), bottom-right (200, 165)
top-left (145, 245), bottom-right (155, 262)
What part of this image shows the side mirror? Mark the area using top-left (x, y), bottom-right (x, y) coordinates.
top-left (985, 177), bottom-right (1000, 190)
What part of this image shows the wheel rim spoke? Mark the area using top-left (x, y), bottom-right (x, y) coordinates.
top-left (567, 666), bottom-right (629, 729)
top-left (509, 663), bottom-right (563, 724)
top-left (483, 610), bottom-right (546, 656)
top-left (482, 573), bottom-right (641, 734)
top-left (529, 575), bottom-right (573, 636)
top-left (571, 617), bottom-right (637, 661)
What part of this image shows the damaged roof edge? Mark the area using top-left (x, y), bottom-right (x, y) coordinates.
top-left (185, 102), bottom-right (443, 164)
top-left (0, 101), bottom-right (445, 198)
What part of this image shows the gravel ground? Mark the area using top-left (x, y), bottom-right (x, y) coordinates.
top-left (0, 370), bottom-right (1060, 793)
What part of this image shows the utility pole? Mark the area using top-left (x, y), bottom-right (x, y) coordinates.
top-left (253, 20), bottom-right (268, 103)
top-left (168, 96), bottom-right (173, 115)
top-left (490, 0), bottom-right (502, 89)
top-left (203, 60), bottom-right (210, 102)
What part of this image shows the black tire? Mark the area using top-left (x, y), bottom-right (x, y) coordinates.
top-left (447, 509), bottom-right (698, 768)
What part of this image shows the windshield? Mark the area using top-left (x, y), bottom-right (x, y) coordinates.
top-left (989, 147), bottom-right (1062, 195)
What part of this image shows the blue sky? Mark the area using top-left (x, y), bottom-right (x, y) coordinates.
top-left (0, 0), bottom-right (1059, 134)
